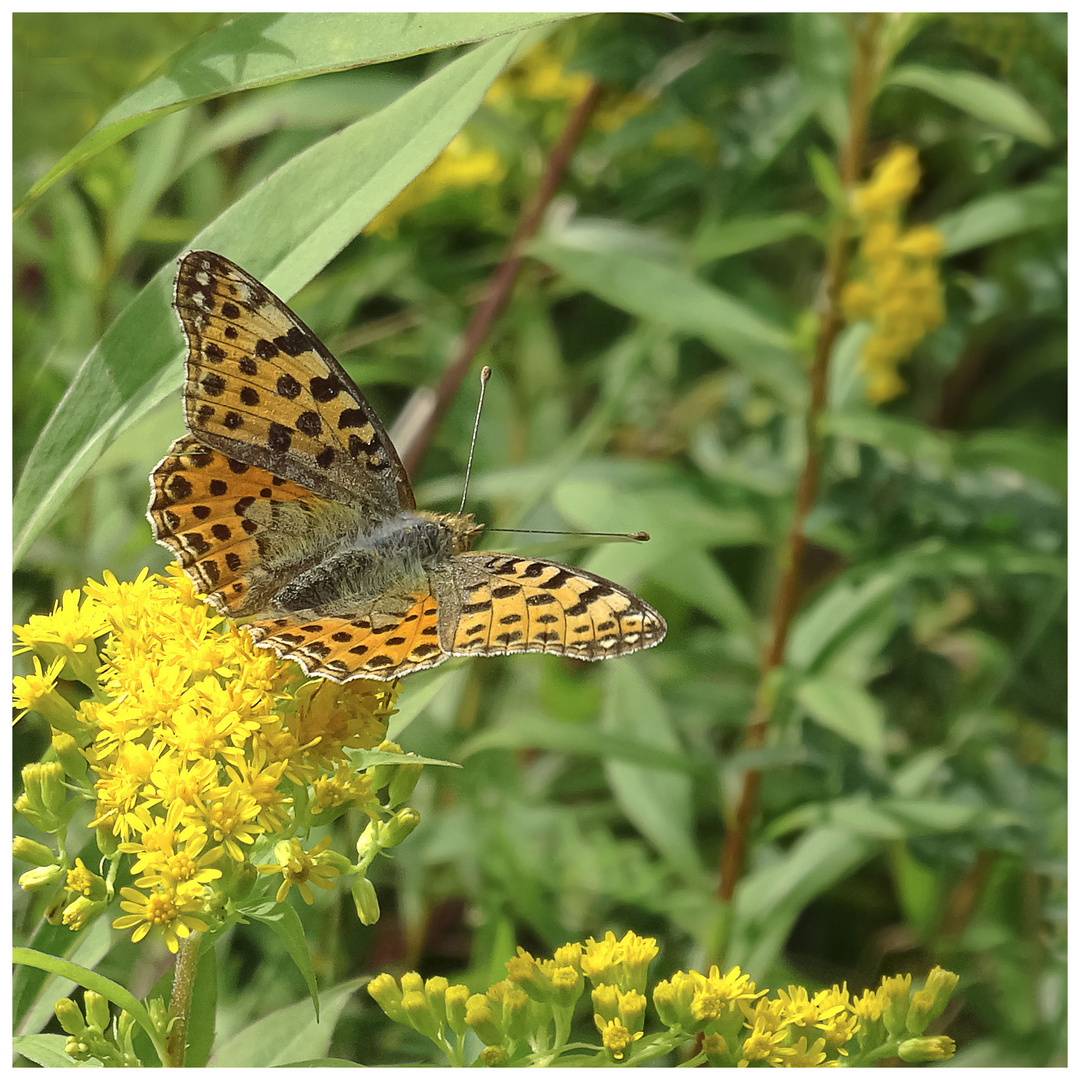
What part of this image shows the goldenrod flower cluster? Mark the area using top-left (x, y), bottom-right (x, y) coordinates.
top-left (365, 131), bottom-right (507, 238)
top-left (484, 39), bottom-right (594, 110)
top-left (366, 37), bottom-right (716, 240)
top-left (13, 567), bottom-right (423, 955)
top-left (368, 931), bottom-right (959, 1066)
top-left (841, 144), bottom-right (946, 403)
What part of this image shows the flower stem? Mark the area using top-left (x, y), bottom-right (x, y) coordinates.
top-left (164, 931), bottom-right (201, 1067)
top-left (400, 81), bottom-right (604, 476)
top-left (717, 13), bottom-right (883, 911)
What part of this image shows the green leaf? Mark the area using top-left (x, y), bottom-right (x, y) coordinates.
top-left (12, 1035), bottom-right (78, 1068)
top-left (730, 825), bottom-right (879, 972)
top-left (789, 542), bottom-right (1066, 672)
top-left (807, 146), bottom-right (844, 209)
top-left (246, 903), bottom-right (320, 1017)
top-left (795, 675), bottom-right (886, 755)
top-left (348, 748), bottom-right (459, 770)
top-left (886, 64), bottom-right (1054, 146)
top-left (458, 714), bottom-right (702, 780)
top-left (16, 12), bottom-right (574, 212)
top-left (14, 32), bottom-right (528, 563)
top-left (790, 13), bottom-right (852, 145)
top-left (530, 237), bottom-right (804, 406)
top-left (935, 175), bottom-right (1067, 255)
top-left (209, 978), bottom-right (363, 1066)
top-left (12, 947), bottom-right (167, 1065)
top-left (693, 212), bottom-right (821, 264)
top-left (824, 410), bottom-right (954, 472)
top-left (601, 663), bottom-right (702, 873)
top-left (953, 429), bottom-right (1066, 498)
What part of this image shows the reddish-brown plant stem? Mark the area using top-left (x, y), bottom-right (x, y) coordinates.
top-left (718, 14), bottom-right (883, 906)
top-left (401, 81), bottom-right (604, 476)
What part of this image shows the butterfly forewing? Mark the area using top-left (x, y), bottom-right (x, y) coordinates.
top-left (175, 251), bottom-right (413, 517)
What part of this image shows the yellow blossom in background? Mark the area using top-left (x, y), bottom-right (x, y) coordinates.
top-left (484, 39), bottom-right (592, 109)
top-left (13, 567), bottom-right (410, 954)
top-left (842, 144), bottom-right (946, 403)
top-left (365, 131), bottom-right (506, 238)
top-left (368, 943), bottom-right (959, 1067)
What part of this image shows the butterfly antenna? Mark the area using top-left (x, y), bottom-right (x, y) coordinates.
top-left (459, 365), bottom-right (491, 515)
top-left (486, 527), bottom-right (651, 543)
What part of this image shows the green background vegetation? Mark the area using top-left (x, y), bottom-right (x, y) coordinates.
top-left (13, 12), bottom-right (1066, 1067)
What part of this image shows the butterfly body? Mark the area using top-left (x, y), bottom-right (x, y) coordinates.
top-left (149, 251), bottom-right (666, 681)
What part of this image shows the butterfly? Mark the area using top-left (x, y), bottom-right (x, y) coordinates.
top-left (148, 251), bottom-right (666, 682)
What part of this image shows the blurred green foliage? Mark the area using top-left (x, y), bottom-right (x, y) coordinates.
top-left (13, 12), bottom-right (1065, 1067)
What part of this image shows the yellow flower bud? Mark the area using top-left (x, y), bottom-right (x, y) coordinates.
top-left (54, 997), bottom-right (86, 1036)
top-left (367, 973), bottom-right (406, 1023)
top-left (382, 807), bottom-right (420, 848)
top-left (402, 989), bottom-right (440, 1040)
top-left (898, 1035), bottom-right (956, 1062)
top-left (465, 995), bottom-right (503, 1046)
top-left (84, 991), bottom-right (111, 1033)
top-left (502, 987), bottom-right (529, 1042)
top-left (445, 984), bottom-right (471, 1035)
top-left (703, 1032), bottom-right (729, 1062)
top-left (351, 876), bottom-right (380, 926)
top-left (618, 988), bottom-right (648, 1033)
top-left (386, 760), bottom-right (424, 809)
top-left (652, 979), bottom-right (680, 1028)
top-left (51, 732), bottom-right (88, 780)
top-left (592, 983), bottom-right (619, 1025)
top-left (13, 836), bottom-right (57, 866)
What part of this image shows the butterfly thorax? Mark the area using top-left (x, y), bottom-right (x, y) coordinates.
top-left (270, 509), bottom-right (481, 615)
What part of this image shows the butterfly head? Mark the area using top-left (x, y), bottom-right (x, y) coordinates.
top-left (418, 510), bottom-right (484, 555)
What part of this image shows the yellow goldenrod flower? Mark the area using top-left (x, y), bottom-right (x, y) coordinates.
top-left (113, 881), bottom-right (209, 953)
top-left (257, 836), bottom-right (339, 904)
top-left (12, 655), bottom-right (77, 731)
top-left (65, 858), bottom-right (105, 899)
top-left (365, 132), bottom-right (506, 238)
top-left (367, 935), bottom-right (956, 1065)
top-left (598, 1017), bottom-right (642, 1061)
top-left (580, 930), bottom-right (658, 993)
top-left (61, 895), bottom-right (108, 932)
top-left (593, 91), bottom-right (652, 133)
top-left (690, 964), bottom-right (761, 1026)
top-left (778, 1034), bottom-right (831, 1067)
top-left (843, 145), bottom-right (946, 403)
top-left (506, 946), bottom-right (555, 1002)
top-left (739, 1020), bottom-right (789, 1066)
top-left (14, 587), bottom-right (109, 687)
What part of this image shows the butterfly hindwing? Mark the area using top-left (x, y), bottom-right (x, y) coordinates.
top-left (148, 434), bottom-right (365, 619)
top-left (175, 250), bottom-right (413, 518)
top-left (247, 592), bottom-right (447, 681)
top-left (443, 553), bottom-right (667, 660)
